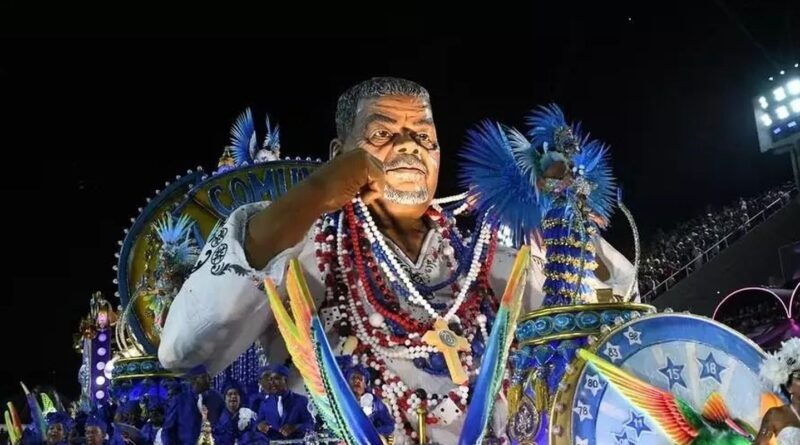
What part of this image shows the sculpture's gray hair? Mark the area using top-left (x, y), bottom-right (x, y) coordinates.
top-left (335, 77), bottom-right (430, 140)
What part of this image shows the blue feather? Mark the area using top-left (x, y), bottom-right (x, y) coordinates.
top-left (312, 321), bottom-right (384, 445)
top-left (263, 115), bottom-right (281, 150)
top-left (154, 214), bottom-right (194, 245)
top-left (154, 214), bottom-right (197, 265)
top-left (526, 104), bottom-right (591, 174)
top-left (21, 383), bottom-right (46, 443)
top-left (526, 103), bottom-right (616, 223)
top-left (459, 120), bottom-right (543, 245)
top-left (507, 125), bottom-right (539, 189)
top-left (229, 108), bottom-right (257, 166)
top-left (572, 140), bottom-right (616, 221)
top-left (526, 104), bottom-right (568, 150)
top-left (458, 310), bottom-right (509, 444)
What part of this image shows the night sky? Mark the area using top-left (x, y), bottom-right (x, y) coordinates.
top-left (1, 2), bottom-right (797, 404)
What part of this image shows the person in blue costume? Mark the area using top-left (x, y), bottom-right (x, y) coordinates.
top-left (110, 423), bottom-right (146, 445)
top-left (346, 365), bottom-right (395, 439)
top-left (110, 400), bottom-right (145, 445)
top-left (45, 411), bottom-right (76, 445)
top-left (19, 427), bottom-right (41, 445)
top-left (246, 367), bottom-right (272, 414)
top-left (140, 398), bottom-right (165, 445)
top-left (212, 379), bottom-right (264, 445)
top-left (85, 415), bottom-right (108, 445)
top-left (254, 365), bottom-right (314, 441)
top-left (161, 365), bottom-right (225, 445)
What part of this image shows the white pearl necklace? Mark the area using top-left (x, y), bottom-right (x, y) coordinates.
top-left (432, 192), bottom-right (469, 205)
top-left (451, 202), bottom-right (469, 216)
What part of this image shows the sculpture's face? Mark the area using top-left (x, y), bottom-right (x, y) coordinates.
top-left (342, 95), bottom-right (440, 210)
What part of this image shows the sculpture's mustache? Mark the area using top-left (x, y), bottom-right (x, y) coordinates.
top-left (384, 154), bottom-right (428, 174)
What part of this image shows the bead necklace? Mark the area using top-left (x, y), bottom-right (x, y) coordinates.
top-left (313, 202), bottom-right (500, 438)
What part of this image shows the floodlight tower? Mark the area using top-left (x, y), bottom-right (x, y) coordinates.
top-left (752, 62), bottom-right (800, 190)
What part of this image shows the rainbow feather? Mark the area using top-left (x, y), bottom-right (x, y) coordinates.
top-left (459, 246), bottom-right (530, 445)
top-left (40, 393), bottom-right (56, 416)
top-left (21, 382), bottom-right (46, 443)
top-left (264, 259), bottom-right (384, 445)
top-left (578, 349), bottom-right (700, 445)
top-left (5, 402), bottom-right (22, 444)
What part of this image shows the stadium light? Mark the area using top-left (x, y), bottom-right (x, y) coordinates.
top-left (788, 79), bottom-right (800, 95)
top-left (754, 66), bottom-right (800, 190)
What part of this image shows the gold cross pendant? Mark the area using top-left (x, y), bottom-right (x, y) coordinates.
top-left (422, 318), bottom-right (471, 385)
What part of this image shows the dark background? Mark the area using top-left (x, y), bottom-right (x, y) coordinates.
top-left (0, 1), bottom-right (797, 404)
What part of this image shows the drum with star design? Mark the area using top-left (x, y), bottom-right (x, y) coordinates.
top-left (549, 313), bottom-right (772, 445)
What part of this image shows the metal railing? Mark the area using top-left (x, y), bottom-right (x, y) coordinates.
top-left (641, 188), bottom-right (797, 302)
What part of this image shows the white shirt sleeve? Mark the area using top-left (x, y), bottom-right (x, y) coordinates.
top-left (594, 236), bottom-right (639, 302)
top-left (158, 201), bottom-right (311, 375)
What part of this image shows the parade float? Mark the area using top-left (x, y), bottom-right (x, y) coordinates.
top-left (111, 110), bottom-right (319, 408)
top-left (105, 104), bottom-right (781, 445)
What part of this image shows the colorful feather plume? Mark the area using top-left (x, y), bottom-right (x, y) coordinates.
top-left (264, 259), bottom-right (384, 445)
top-left (21, 382), bottom-right (46, 443)
top-left (578, 349), bottom-right (757, 445)
top-left (40, 394), bottom-right (56, 416)
top-left (459, 247), bottom-right (530, 445)
top-left (5, 402), bottom-right (22, 444)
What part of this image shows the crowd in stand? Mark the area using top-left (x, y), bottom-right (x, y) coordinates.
top-left (718, 301), bottom-right (790, 334)
top-left (639, 181), bottom-right (797, 300)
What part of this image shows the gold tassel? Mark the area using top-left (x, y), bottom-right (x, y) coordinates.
top-left (507, 383), bottom-right (522, 415)
top-left (526, 369), bottom-right (549, 414)
top-left (197, 410), bottom-right (214, 445)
